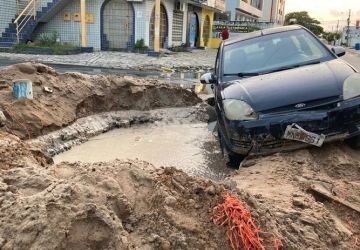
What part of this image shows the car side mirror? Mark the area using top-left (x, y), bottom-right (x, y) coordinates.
top-left (331, 46), bottom-right (346, 57)
top-left (200, 72), bottom-right (217, 84)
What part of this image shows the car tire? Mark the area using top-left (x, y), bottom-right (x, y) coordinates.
top-left (226, 153), bottom-right (244, 169)
top-left (218, 128), bottom-right (245, 169)
top-left (346, 135), bottom-right (360, 149)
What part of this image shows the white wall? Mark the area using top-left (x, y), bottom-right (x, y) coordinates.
top-left (261, 0), bottom-right (272, 22)
top-left (225, 0), bottom-right (239, 20)
top-left (342, 27), bottom-right (360, 47)
top-left (142, 0), bottom-right (174, 48)
top-left (260, 0), bottom-right (286, 24)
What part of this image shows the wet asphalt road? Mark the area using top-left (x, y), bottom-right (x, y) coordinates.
top-left (343, 50), bottom-right (360, 71)
top-left (0, 57), bottom-right (201, 88)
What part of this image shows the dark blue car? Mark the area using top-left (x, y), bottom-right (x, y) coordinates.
top-left (201, 25), bottom-right (360, 167)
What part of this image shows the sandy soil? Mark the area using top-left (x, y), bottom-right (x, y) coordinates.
top-left (0, 159), bottom-right (231, 250)
top-left (232, 145), bottom-right (360, 249)
top-left (0, 63), bottom-right (201, 139)
top-left (0, 63), bottom-right (360, 250)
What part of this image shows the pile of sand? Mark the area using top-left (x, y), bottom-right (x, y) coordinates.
top-left (0, 63), bottom-right (201, 139)
top-left (0, 159), bottom-right (231, 250)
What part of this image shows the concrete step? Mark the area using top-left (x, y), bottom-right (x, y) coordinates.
top-left (0, 42), bottom-right (14, 48)
top-left (0, 37), bottom-right (16, 42)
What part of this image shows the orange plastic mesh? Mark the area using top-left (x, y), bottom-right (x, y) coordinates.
top-left (213, 193), bottom-right (282, 250)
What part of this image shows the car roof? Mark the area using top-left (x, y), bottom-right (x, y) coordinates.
top-left (223, 25), bottom-right (304, 46)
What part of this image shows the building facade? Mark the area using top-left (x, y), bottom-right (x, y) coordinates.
top-left (341, 26), bottom-right (360, 47)
top-left (0, 0), bottom-right (224, 50)
top-left (224, 0), bottom-right (285, 24)
top-left (261, 0), bottom-right (285, 25)
top-left (225, 0), bottom-right (263, 22)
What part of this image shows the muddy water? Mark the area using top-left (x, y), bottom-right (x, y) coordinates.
top-left (54, 123), bottom-right (232, 180)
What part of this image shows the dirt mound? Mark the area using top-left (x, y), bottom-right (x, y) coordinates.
top-left (0, 131), bottom-right (51, 170)
top-left (1, 130), bottom-right (360, 249)
top-left (232, 143), bottom-right (360, 249)
top-left (0, 159), bottom-right (231, 250)
top-left (0, 63), bottom-right (201, 139)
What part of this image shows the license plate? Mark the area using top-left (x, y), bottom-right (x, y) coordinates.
top-left (283, 123), bottom-right (326, 147)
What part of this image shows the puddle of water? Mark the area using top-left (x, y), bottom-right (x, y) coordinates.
top-left (54, 123), bottom-right (232, 180)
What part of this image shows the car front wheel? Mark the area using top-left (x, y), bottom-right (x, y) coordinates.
top-left (226, 153), bottom-right (244, 169)
top-left (218, 128), bottom-right (245, 169)
top-left (346, 135), bottom-right (360, 149)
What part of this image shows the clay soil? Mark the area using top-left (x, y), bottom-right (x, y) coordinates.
top-left (0, 63), bottom-right (360, 250)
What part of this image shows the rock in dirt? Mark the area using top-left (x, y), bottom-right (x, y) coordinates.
top-left (0, 111), bottom-right (6, 125)
top-left (0, 131), bottom-right (50, 170)
top-left (43, 86), bottom-right (53, 93)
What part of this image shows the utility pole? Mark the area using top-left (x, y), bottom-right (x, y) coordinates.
top-left (334, 20), bottom-right (340, 46)
top-left (346, 9), bottom-right (351, 47)
top-left (80, 0), bottom-right (87, 48)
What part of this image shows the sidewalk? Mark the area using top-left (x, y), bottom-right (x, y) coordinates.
top-left (345, 47), bottom-right (360, 56)
top-left (0, 49), bottom-right (217, 72)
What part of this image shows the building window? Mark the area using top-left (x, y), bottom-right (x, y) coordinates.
top-left (172, 11), bottom-right (183, 43)
top-left (250, 0), bottom-right (262, 10)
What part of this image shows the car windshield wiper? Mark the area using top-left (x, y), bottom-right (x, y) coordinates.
top-left (264, 61), bottom-right (321, 74)
top-left (223, 72), bottom-right (260, 77)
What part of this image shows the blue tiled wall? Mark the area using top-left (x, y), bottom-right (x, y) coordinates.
top-left (0, 1), bottom-right (17, 35)
top-left (33, 0), bottom-right (104, 49)
top-left (29, 0), bottom-right (187, 50)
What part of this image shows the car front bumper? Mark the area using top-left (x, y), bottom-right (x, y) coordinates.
top-left (218, 97), bottom-right (360, 156)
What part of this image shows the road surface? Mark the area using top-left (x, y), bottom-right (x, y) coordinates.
top-left (343, 50), bottom-right (360, 70)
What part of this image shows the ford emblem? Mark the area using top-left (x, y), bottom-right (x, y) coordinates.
top-left (295, 103), bottom-right (306, 108)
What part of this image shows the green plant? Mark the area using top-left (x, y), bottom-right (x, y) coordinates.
top-left (247, 25), bottom-right (260, 32)
top-left (285, 11), bottom-right (324, 35)
top-left (134, 39), bottom-right (148, 49)
top-left (322, 32), bottom-right (342, 43)
top-left (38, 31), bottom-right (59, 46)
top-left (12, 43), bottom-right (76, 55)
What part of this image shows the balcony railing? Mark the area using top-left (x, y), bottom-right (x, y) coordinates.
top-left (14, 0), bottom-right (51, 43)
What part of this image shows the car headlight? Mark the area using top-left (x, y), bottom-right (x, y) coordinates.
top-left (223, 99), bottom-right (258, 120)
top-left (343, 73), bottom-right (360, 100)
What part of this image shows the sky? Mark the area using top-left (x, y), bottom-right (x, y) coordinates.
top-left (285, 0), bottom-right (360, 31)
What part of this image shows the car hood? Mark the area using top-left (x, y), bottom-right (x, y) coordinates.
top-left (222, 59), bottom-right (356, 112)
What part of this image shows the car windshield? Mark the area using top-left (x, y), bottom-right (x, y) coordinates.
top-left (223, 29), bottom-right (334, 76)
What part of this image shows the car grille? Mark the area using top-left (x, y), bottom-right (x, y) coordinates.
top-left (261, 96), bottom-right (340, 114)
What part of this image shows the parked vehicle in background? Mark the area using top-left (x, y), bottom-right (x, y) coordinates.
top-left (201, 25), bottom-right (360, 168)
